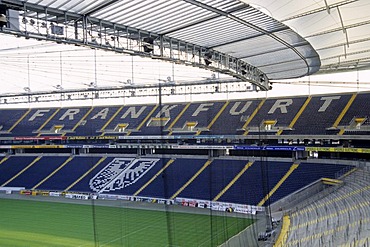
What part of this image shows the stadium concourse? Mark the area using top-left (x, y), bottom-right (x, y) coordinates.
top-left (1, 0), bottom-right (370, 246)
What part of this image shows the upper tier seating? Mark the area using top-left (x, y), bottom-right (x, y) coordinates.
top-left (1, 92), bottom-right (370, 137)
top-left (283, 94), bottom-right (352, 135)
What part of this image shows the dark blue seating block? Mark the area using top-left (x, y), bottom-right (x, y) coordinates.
top-left (171, 102), bottom-right (226, 129)
top-left (217, 161), bottom-right (263, 205)
top-left (103, 105), bottom-right (156, 133)
top-left (6, 156), bottom-right (70, 189)
top-left (37, 156), bottom-right (105, 191)
top-left (219, 161), bottom-right (292, 205)
top-left (10, 108), bottom-right (60, 136)
top-left (0, 109), bottom-right (30, 136)
top-left (248, 97), bottom-right (307, 128)
top-left (210, 100), bottom-right (262, 135)
top-left (0, 156), bottom-right (39, 185)
top-left (269, 162), bottom-right (350, 203)
top-left (136, 104), bottom-right (189, 135)
top-left (138, 158), bottom-right (208, 199)
top-left (340, 93), bottom-right (370, 127)
top-left (178, 159), bottom-right (248, 200)
top-left (71, 106), bottom-right (121, 136)
top-left (287, 94), bottom-right (352, 135)
top-left (40, 107), bottom-right (93, 132)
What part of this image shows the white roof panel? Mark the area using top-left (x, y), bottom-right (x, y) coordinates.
top-left (11, 0), bottom-right (321, 80)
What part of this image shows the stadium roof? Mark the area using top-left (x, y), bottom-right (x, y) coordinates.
top-left (1, 0), bottom-right (321, 82)
top-left (246, 0), bottom-right (370, 74)
top-left (68, 0), bottom-right (321, 80)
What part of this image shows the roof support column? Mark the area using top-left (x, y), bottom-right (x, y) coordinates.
top-left (159, 35), bottom-right (164, 58)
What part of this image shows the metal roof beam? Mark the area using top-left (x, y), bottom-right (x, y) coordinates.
top-left (83, 0), bottom-right (120, 16)
top-left (208, 26), bottom-right (289, 49)
top-left (320, 48), bottom-right (370, 61)
top-left (321, 57), bottom-right (370, 68)
top-left (0, 0), bottom-right (271, 91)
top-left (237, 41), bottom-right (310, 60)
top-left (305, 19), bottom-right (370, 38)
top-left (182, 0), bottom-right (309, 75)
top-left (316, 37), bottom-right (370, 51)
top-left (336, 6), bottom-right (349, 50)
top-left (160, 4), bottom-right (248, 35)
top-left (281, 0), bottom-right (358, 22)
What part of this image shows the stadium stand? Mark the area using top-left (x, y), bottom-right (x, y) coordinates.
top-left (72, 106), bottom-right (121, 136)
top-left (138, 103), bottom-right (189, 136)
top-left (101, 105), bottom-right (158, 136)
top-left (4, 156), bottom-right (70, 189)
top-left (9, 108), bottom-right (57, 136)
top-left (168, 102), bottom-right (226, 135)
top-left (211, 100), bottom-right (262, 135)
top-left (283, 168), bottom-right (370, 247)
top-left (1, 0), bottom-right (370, 246)
top-left (36, 156), bottom-right (103, 191)
top-left (245, 97), bottom-right (307, 135)
top-left (0, 154), bottom-right (353, 207)
top-left (282, 93), bottom-right (354, 135)
top-left (267, 162), bottom-right (350, 205)
top-left (1, 92), bottom-right (370, 138)
top-left (67, 156), bottom-right (116, 192)
top-left (338, 93), bottom-right (370, 136)
top-left (38, 107), bottom-right (94, 136)
top-left (137, 157), bottom-right (207, 199)
top-left (0, 155), bottom-right (40, 186)
top-left (0, 108), bottom-right (30, 136)
top-left (216, 160), bottom-right (285, 205)
top-left (0, 91), bottom-right (369, 247)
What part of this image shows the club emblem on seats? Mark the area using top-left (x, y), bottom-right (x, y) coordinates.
top-left (89, 158), bottom-right (159, 192)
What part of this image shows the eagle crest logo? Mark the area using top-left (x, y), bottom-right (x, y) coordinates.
top-left (89, 158), bottom-right (159, 193)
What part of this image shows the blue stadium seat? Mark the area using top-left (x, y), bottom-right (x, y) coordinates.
top-left (6, 156), bottom-right (70, 189)
top-left (0, 156), bottom-right (40, 185)
top-left (37, 156), bottom-right (104, 191)
top-left (137, 158), bottom-right (207, 198)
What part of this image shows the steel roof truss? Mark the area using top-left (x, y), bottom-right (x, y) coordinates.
top-left (0, 0), bottom-right (270, 90)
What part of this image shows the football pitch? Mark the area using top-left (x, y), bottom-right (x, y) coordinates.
top-left (0, 198), bottom-right (255, 247)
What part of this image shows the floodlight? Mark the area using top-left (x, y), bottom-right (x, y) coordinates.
top-left (51, 24), bottom-right (64, 35)
top-left (204, 51), bottom-right (212, 66)
top-left (240, 64), bottom-right (247, 75)
top-left (54, 85), bottom-right (63, 90)
top-left (142, 37), bottom-right (154, 53)
top-left (87, 82), bottom-right (96, 88)
top-left (0, 4), bottom-right (6, 28)
top-left (259, 74), bottom-right (265, 84)
top-left (0, 14), bottom-right (6, 28)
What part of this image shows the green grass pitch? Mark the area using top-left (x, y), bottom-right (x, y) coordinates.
top-left (0, 198), bottom-right (254, 246)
